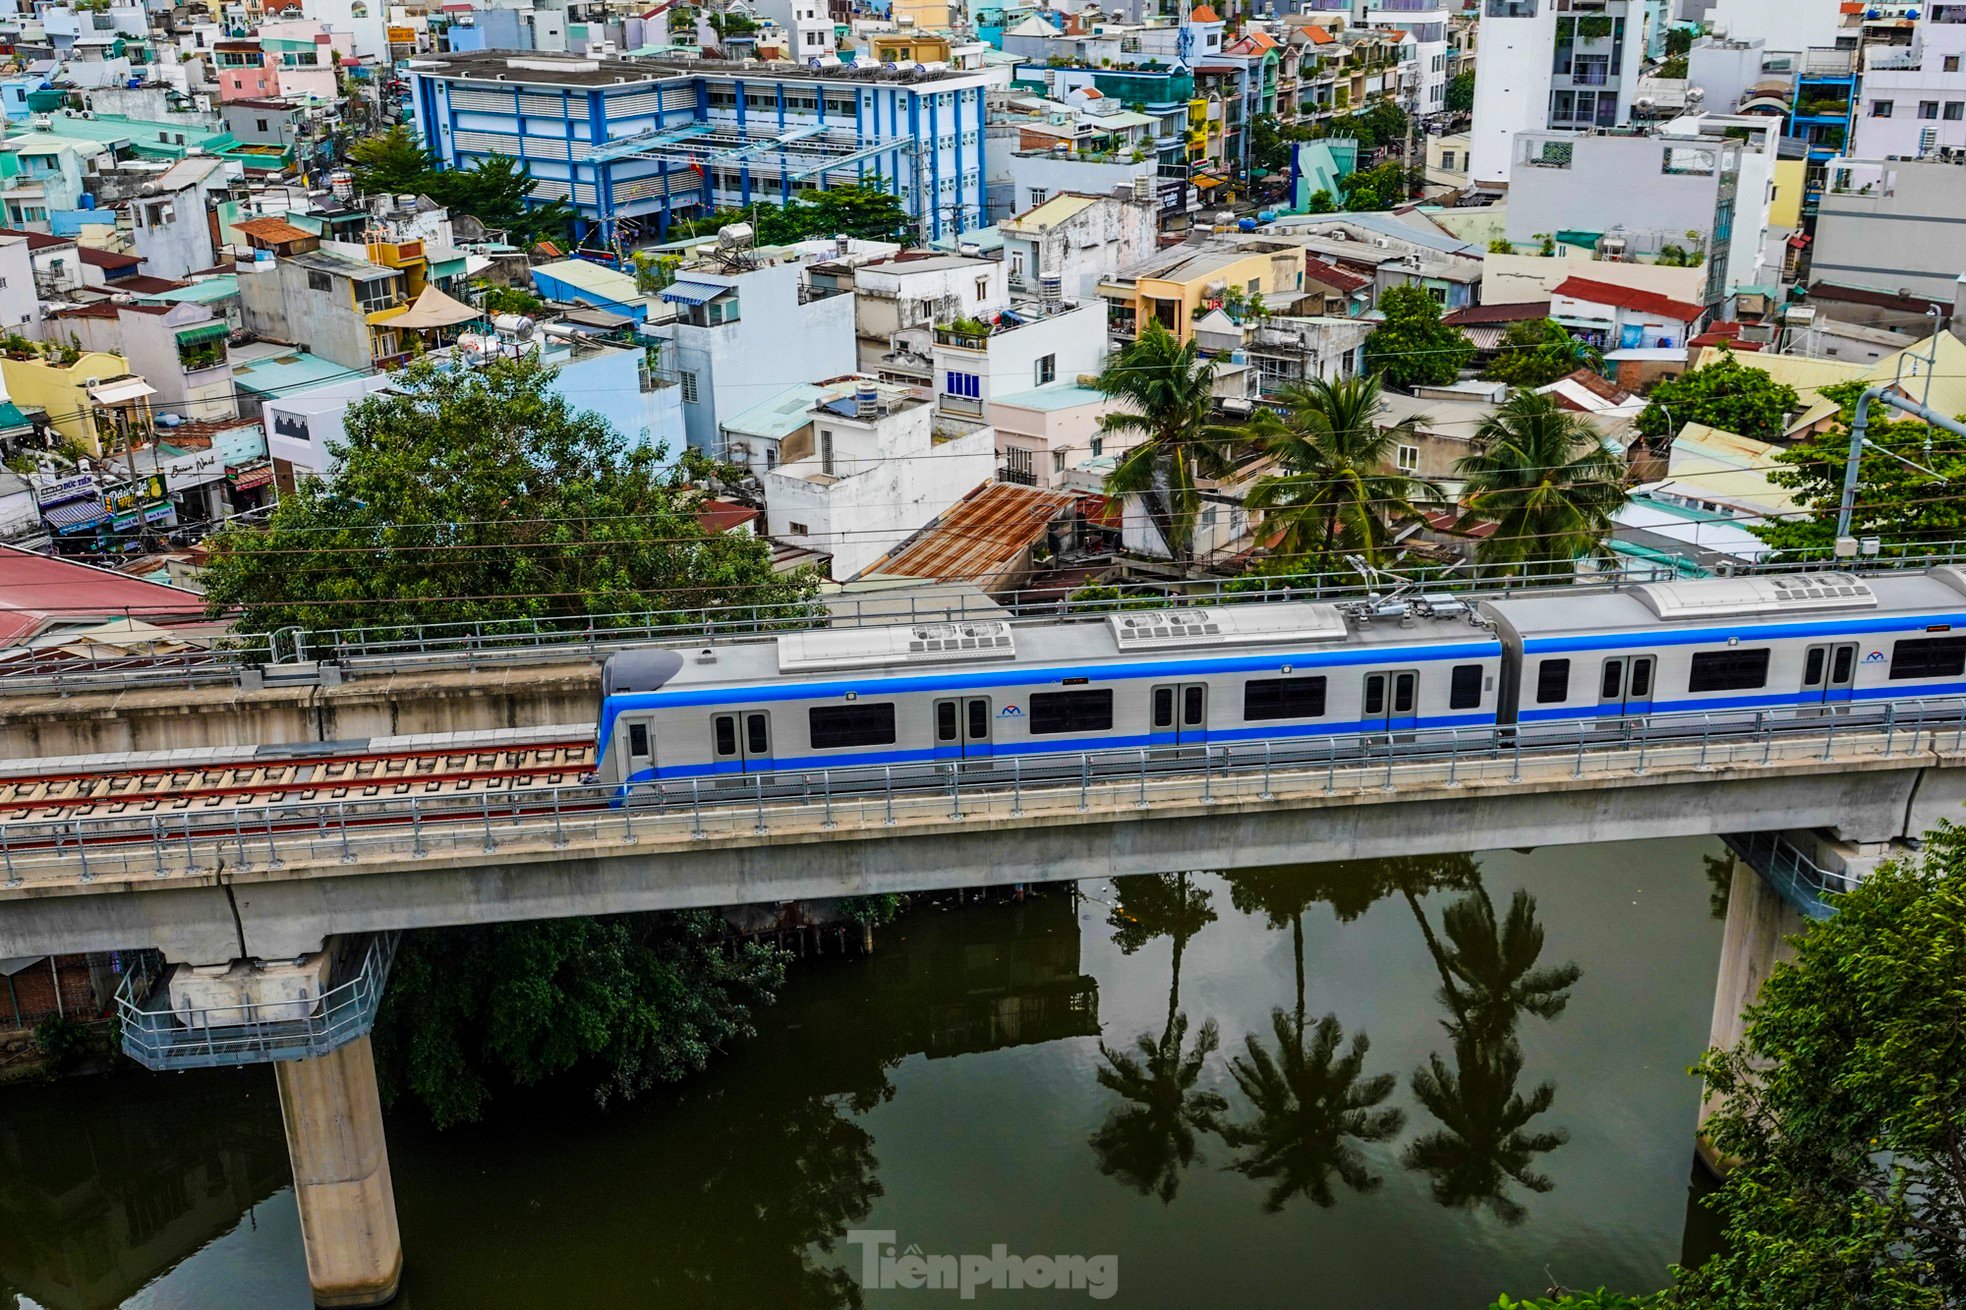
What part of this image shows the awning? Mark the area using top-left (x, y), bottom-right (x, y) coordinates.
top-left (389, 283), bottom-right (481, 330)
top-left (44, 499), bottom-right (108, 531)
top-left (661, 281), bottom-right (730, 305)
top-left (175, 321), bottom-right (230, 345)
top-left (87, 377), bottom-right (158, 405)
top-left (1193, 175), bottom-right (1226, 189)
top-left (228, 463), bottom-right (274, 491)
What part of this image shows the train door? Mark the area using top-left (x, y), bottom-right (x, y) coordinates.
top-left (711, 710), bottom-right (773, 774)
top-left (1597, 655), bottom-right (1656, 727)
top-left (1151, 682), bottom-right (1209, 747)
top-left (1363, 670), bottom-right (1419, 737)
top-left (1800, 642), bottom-right (1858, 710)
top-left (621, 718), bottom-right (654, 783)
top-left (934, 697), bottom-right (994, 762)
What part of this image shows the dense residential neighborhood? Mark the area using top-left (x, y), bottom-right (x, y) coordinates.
top-left (4, 1), bottom-right (1966, 1307)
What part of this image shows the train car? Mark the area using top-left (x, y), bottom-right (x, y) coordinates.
top-left (1482, 568), bottom-right (1966, 736)
top-left (593, 599), bottom-right (1505, 794)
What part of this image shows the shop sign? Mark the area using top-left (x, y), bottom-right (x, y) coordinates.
top-left (161, 449), bottom-right (224, 492)
top-left (105, 474), bottom-right (167, 513)
top-left (32, 473), bottom-right (97, 508)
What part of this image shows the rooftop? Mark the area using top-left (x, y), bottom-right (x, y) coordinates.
top-left (409, 48), bottom-right (981, 88)
top-left (286, 249), bottom-right (401, 282)
top-left (1001, 192), bottom-right (1104, 234)
top-left (1552, 276), bottom-right (1706, 323)
top-left (868, 481), bottom-right (1076, 585)
top-left (0, 542), bottom-right (206, 649)
top-left (235, 216), bottom-right (316, 245)
top-left (229, 344), bottom-right (359, 397)
top-left (991, 382), bottom-right (1107, 412)
top-left (77, 246), bottom-right (141, 270)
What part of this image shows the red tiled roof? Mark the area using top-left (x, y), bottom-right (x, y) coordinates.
top-left (1443, 299), bottom-right (1550, 326)
top-left (697, 499), bottom-right (760, 534)
top-left (117, 275), bottom-right (193, 295)
top-left (0, 544), bottom-right (207, 647)
top-left (78, 246), bottom-right (142, 270)
top-left (1303, 24), bottom-right (1335, 44)
top-left (1302, 255), bottom-right (1370, 294)
top-left (1188, 4), bottom-right (1220, 19)
top-left (1551, 276), bottom-right (1703, 323)
top-left (0, 227), bottom-right (74, 251)
top-left (1688, 322), bottom-right (1765, 350)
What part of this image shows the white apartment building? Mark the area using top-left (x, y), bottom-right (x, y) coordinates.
top-left (998, 191), bottom-right (1160, 303)
top-left (931, 299), bottom-right (1109, 423)
top-left (1851, 4), bottom-right (1966, 161)
top-left (760, 377), bottom-right (997, 581)
top-left (1469, 0), bottom-right (1646, 188)
top-left (848, 253), bottom-right (1008, 382)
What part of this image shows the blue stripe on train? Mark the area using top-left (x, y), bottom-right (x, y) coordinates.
top-left (1523, 612), bottom-right (1966, 655)
top-left (619, 710), bottom-right (1503, 786)
top-left (1516, 679), bottom-right (1966, 722)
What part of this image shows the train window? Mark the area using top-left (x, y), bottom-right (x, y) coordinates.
top-left (1449, 664), bottom-right (1483, 710)
top-left (808, 703), bottom-right (897, 749)
top-left (1363, 676), bottom-right (1385, 715)
top-left (1832, 646), bottom-right (1856, 684)
top-left (1889, 635), bottom-right (1966, 680)
top-left (713, 715), bottom-right (737, 756)
top-left (1688, 648), bottom-right (1770, 693)
top-left (1600, 662), bottom-right (1623, 699)
top-left (968, 699), bottom-right (989, 739)
top-left (1029, 689), bottom-right (1114, 735)
top-left (936, 701), bottom-right (958, 742)
top-left (1392, 673), bottom-right (1416, 714)
top-left (1183, 686), bottom-right (1205, 726)
top-left (628, 723), bottom-right (650, 758)
top-left (746, 713), bottom-right (769, 755)
top-left (1803, 648), bottom-right (1825, 687)
top-left (1535, 659), bottom-right (1571, 704)
top-left (1153, 687), bottom-right (1175, 728)
top-left (1244, 676), bottom-right (1327, 720)
top-left (1630, 659), bottom-right (1652, 698)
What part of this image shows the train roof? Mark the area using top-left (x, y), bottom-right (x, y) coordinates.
top-left (1482, 568), bottom-right (1966, 639)
top-left (602, 600), bottom-right (1498, 696)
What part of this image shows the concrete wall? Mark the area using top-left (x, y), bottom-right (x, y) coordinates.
top-left (0, 664), bottom-right (601, 759)
top-left (1813, 157), bottom-right (1966, 303)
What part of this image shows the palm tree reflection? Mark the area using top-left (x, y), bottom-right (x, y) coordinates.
top-left (1089, 873), bottom-right (1225, 1204)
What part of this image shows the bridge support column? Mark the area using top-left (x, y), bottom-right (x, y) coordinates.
top-left (1695, 857), bottom-right (1803, 1176)
top-left (275, 1034), bottom-right (403, 1308)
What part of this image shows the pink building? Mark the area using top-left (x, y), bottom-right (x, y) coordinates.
top-left (214, 39), bottom-right (276, 102)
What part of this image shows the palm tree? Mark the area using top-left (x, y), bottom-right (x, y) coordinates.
top-left (1454, 389), bottom-right (1628, 578)
top-left (1089, 873), bottom-right (1223, 1204)
top-left (1245, 374), bottom-right (1441, 571)
top-left (1090, 1014), bottom-right (1231, 1203)
top-left (1401, 1031), bottom-right (1566, 1225)
top-left (1222, 1009), bottom-right (1406, 1212)
top-left (1096, 320), bottom-right (1242, 570)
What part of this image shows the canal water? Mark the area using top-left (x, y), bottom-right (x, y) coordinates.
top-left (0, 836), bottom-right (1731, 1309)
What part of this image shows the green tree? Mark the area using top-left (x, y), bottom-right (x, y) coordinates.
top-left (1682, 824), bottom-right (1966, 1308)
top-left (1445, 69), bottom-right (1476, 114)
top-left (202, 354), bottom-right (817, 636)
top-left (375, 910), bottom-right (787, 1127)
top-left (428, 152), bottom-right (578, 246)
top-left (1750, 379), bottom-right (1966, 558)
top-left (1482, 319), bottom-right (1602, 390)
top-left (347, 124), bottom-right (435, 197)
top-left (1090, 872), bottom-right (1225, 1203)
top-left (1365, 284), bottom-right (1474, 389)
top-left (1250, 112), bottom-right (1290, 175)
top-left (1455, 389), bottom-right (1628, 576)
top-left (1245, 373), bottom-right (1439, 571)
top-left (1096, 320), bottom-right (1243, 570)
top-left (1339, 159), bottom-right (1420, 212)
top-left (1633, 348), bottom-right (1801, 442)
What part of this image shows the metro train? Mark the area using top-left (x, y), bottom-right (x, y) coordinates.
top-left (591, 568), bottom-right (1966, 792)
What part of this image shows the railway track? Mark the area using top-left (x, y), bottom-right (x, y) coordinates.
top-left (0, 731), bottom-right (597, 824)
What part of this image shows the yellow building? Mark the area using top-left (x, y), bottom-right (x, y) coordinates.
top-left (1, 351), bottom-right (154, 458)
top-left (1100, 241), bottom-right (1307, 343)
top-left (867, 30), bottom-right (953, 63)
top-left (1770, 159), bottom-right (1807, 230)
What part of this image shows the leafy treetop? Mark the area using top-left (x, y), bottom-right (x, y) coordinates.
top-left (1633, 348), bottom-right (1800, 442)
top-left (1365, 284), bottom-right (1474, 389)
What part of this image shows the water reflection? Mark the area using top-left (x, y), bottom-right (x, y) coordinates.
top-left (0, 1072), bottom-right (289, 1310)
top-left (1091, 873), bottom-right (1225, 1204)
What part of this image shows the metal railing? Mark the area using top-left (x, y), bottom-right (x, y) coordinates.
top-left (4, 700), bottom-right (1961, 890)
top-left (1722, 830), bottom-right (1852, 919)
top-left (115, 932), bottom-right (397, 1071)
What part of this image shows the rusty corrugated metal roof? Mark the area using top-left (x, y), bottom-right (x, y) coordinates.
top-left (871, 482), bottom-right (1075, 585)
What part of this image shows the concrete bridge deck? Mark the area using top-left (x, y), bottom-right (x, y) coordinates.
top-left (4, 713), bottom-right (1962, 963)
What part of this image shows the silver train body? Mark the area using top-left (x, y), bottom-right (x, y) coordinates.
top-left (593, 568), bottom-right (1966, 791)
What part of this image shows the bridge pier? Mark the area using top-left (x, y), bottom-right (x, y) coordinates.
top-left (275, 1033), bottom-right (404, 1308)
top-left (1696, 856), bottom-right (1803, 1175)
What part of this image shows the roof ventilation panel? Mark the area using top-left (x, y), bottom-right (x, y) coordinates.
top-left (778, 621), bottom-right (1016, 672)
top-left (1632, 572), bottom-right (1878, 621)
top-left (1108, 602), bottom-right (1347, 650)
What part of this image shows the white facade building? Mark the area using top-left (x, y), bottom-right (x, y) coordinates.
top-left (0, 234), bottom-right (36, 331)
top-left (998, 191), bottom-right (1160, 303)
top-left (1851, 5), bottom-right (1966, 161)
top-left (760, 377), bottom-right (998, 580)
top-left (1469, 0), bottom-right (1645, 188)
top-left (930, 300), bottom-right (1109, 423)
